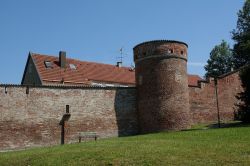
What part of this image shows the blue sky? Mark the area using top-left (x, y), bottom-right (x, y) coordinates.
top-left (0, 0), bottom-right (244, 84)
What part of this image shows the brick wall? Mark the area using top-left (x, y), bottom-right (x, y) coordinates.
top-left (0, 70), bottom-right (244, 151)
top-left (189, 71), bottom-right (243, 124)
top-left (0, 86), bottom-right (138, 151)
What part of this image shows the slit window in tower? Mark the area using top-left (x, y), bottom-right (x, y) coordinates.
top-left (168, 49), bottom-right (173, 54)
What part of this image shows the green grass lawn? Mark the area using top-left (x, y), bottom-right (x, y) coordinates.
top-left (1, 123), bottom-right (250, 166)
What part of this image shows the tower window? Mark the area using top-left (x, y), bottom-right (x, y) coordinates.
top-left (181, 51), bottom-right (184, 55)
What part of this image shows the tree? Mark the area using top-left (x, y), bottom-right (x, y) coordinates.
top-left (232, 0), bottom-right (250, 68)
top-left (204, 40), bottom-right (233, 78)
top-left (232, 0), bottom-right (250, 122)
top-left (236, 66), bottom-right (250, 122)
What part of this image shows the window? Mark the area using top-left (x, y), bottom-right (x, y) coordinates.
top-left (69, 64), bottom-right (77, 70)
top-left (44, 61), bottom-right (53, 68)
top-left (66, 105), bottom-right (70, 113)
top-left (168, 49), bottom-right (173, 54)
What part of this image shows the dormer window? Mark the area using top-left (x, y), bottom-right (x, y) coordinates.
top-left (44, 61), bottom-right (53, 68)
top-left (69, 64), bottom-right (77, 70)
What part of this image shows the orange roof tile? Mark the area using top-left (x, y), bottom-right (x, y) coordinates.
top-left (32, 53), bottom-right (135, 85)
top-left (31, 53), bottom-right (202, 86)
top-left (188, 74), bottom-right (203, 86)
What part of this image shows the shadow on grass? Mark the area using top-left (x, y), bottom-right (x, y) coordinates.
top-left (207, 121), bottom-right (250, 128)
top-left (183, 121), bottom-right (250, 132)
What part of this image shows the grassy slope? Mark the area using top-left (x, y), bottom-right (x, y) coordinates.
top-left (1, 125), bottom-right (250, 166)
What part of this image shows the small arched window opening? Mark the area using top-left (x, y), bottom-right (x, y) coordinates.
top-left (168, 49), bottom-right (173, 54)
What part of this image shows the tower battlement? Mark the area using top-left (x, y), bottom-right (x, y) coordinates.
top-left (133, 40), bottom-right (188, 63)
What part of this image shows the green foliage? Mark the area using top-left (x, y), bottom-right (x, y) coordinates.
top-left (232, 0), bottom-right (250, 122)
top-left (1, 125), bottom-right (250, 165)
top-left (204, 40), bottom-right (233, 78)
top-left (236, 66), bottom-right (250, 122)
top-left (232, 0), bottom-right (250, 68)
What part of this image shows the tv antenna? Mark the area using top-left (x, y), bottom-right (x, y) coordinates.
top-left (118, 47), bottom-right (124, 63)
top-left (115, 47), bottom-right (131, 67)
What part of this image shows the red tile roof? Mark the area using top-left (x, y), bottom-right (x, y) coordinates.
top-left (31, 53), bottom-right (202, 86)
top-left (32, 53), bottom-right (135, 85)
top-left (188, 74), bottom-right (203, 86)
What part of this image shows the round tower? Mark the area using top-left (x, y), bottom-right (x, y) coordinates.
top-left (133, 40), bottom-right (191, 133)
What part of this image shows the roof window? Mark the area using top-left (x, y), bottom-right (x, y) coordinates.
top-left (44, 61), bottom-right (53, 68)
top-left (69, 64), bottom-right (77, 70)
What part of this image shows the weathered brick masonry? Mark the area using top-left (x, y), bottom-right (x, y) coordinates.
top-left (134, 40), bottom-right (191, 132)
top-left (0, 86), bottom-right (138, 151)
top-left (0, 70), bottom-right (243, 151)
top-left (189, 71), bottom-right (243, 123)
top-left (0, 40), bottom-right (244, 151)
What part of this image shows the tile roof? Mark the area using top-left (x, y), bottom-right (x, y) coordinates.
top-left (188, 74), bottom-right (203, 87)
top-left (31, 53), bottom-right (202, 86)
top-left (31, 53), bottom-right (135, 85)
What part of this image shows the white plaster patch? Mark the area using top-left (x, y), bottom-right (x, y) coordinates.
top-left (175, 71), bottom-right (182, 83)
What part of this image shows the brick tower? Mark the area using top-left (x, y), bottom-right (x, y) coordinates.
top-left (133, 40), bottom-right (191, 133)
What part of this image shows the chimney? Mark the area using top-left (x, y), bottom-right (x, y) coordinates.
top-left (59, 51), bottom-right (66, 68)
top-left (116, 62), bottom-right (122, 67)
